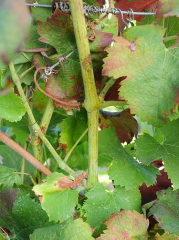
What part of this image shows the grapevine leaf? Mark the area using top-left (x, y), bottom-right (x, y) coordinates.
top-left (59, 109), bottom-right (87, 152)
top-left (33, 173), bottom-right (78, 222)
top-left (148, 188), bottom-right (179, 234)
top-left (0, 145), bottom-right (36, 185)
top-left (135, 119), bottom-right (179, 189)
top-left (0, 166), bottom-right (21, 189)
top-left (114, 0), bottom-right (158, 33)
top-left (67, 141), bottom-right (88, 171)
top-left (103, 24), bottom-right (179, 127)
top-left (0, 188), bottom-right (18, 230)
top-left (97, 210), bottom-right (149, 240)
top-left (0, 90), bottom-right (26, 122)
top-left (0, 0), bottom-right (31, 63)
top-left (37, 9), bottom-right (76, 55)
top-left (99, 127), bottom-right (159, 189)
top-left (139, 166), bottom-right (172, 205)
top-left (83, 182), bottom-right (141, 228)
top-left (0, 234), bottom-right (6, 240)
top-left (12, 195), bottom-right (52, 240)
top-left (34, 9), bottom-right (83, 109)
top-left (31, 0), bottom-right (53, 22)
top-left (99, 109), bottom-right (138, 144)
top-left (156, 0), bottom-right (179, 19)
top-left (104, 77), bottom-right (125, 101)
top-left (30, 219), bottom-right (94, 240)
top-left (137, 16), bottom-right (179, 48)
top-left (155, 232), bottom-right (179, 239)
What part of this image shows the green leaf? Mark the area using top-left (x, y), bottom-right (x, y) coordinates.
top-left (59, 109), bottom-right (88, 152)
top-left (37, 9), bottom-right (76, 55)
top-left (135, 118), bottom-right (179, 189)
top-left (155, 232), bottom-right (179, 239)
top-left (31, 0), bottom-right (53, 22)
top-left (148, 188), bottom-right (179, 235)
top-left (156, 0), bottom-right (179, 19)
top-left (99, 127), bottom-right (159, 189)
top-left (100, 15), bottom-right (118, 37)
top-left (0, 166), bottom-right (21, 189)
top-left (0, 90), bottom-right (26, 122)
top-left (98, 210), bottom-right (149, 240)
top-left (0, 188), bottom-right (18, 230)
top-left (83, 182), bottom-right (141, 228)
top-left (33, 173), bottom-right (78, 222)
top-left (30, 219), bottom-right (94, 240)
top-left (0, 145), bottom-right (36, 185)
top-left (0, 0), bottom-right (31, 63)
top-left (12, 195), bottom-right (51, 240)
top-left (103, 24), bottom-right (179, 127)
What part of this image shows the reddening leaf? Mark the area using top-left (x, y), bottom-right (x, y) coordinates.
top-left (103, 24), bottom-right (179, 127)
top-left (90, 31), bottom-right (113, 88)
top-left (0, 0), bottom-right (31, 63)
top-left (37, 9), bottom-right (76, 55)
top-left (148, 188), bottom-right (179, 234)
top-left (0, 188), bottom-right (18, 230)
top-left (99, 109), bottom-right (138, 144)
top-left (104, 77), bottom-right (125, 101)
top-left (114, 0), bottom-right (158, 33)
top-left (33, 173), bottom-right (79, 222)
top-left (99, 127), bottom-right (159, 189)
top-left (135, 118), bottom-right (179, 189)
top-left (35, 9), bottom-right (83, 110)
top-left (0, 90), bottom-right (26, 122)
top-left (139, 163), bottom-right (172, 205)
top-left (156, 0), bottom-right (179, 19)
top-left (30, 219), bottom-right (94, 240)
top-left (0, 166), bottom-right (21, 189)
top-left (83, 183), bottom-right (141, 229)
top-left (155, 232), bottom-right (179, 239)
top-left (97, 210), bottom-right (149, 240)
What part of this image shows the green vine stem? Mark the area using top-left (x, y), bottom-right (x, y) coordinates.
top-left (19, 65), bottom-right (35, 79)
top-left (99, 77), bottom-right (116, 100)
top-left (9, 62), bottom-right (77, 177)
top-left (101, 101), bottom-right (127, 109)
top-left (0, 131), bottom-right (52, 176)
top-left (69, 0), bottom-right (101, 187)
top-left (31, 98), bottom-right (55, 164)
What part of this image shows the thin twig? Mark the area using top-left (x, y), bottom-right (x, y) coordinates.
top-left (20, 47), bottom-right (54, 52)
top-left (0, 131), bottom-right (52, 176)
top-left (64, 128), bottom-right (88, 162)
top-left (101, 101), bottom-right (127, 109)
top-left (19, 65), bottom-right (35, 79)
top-left (34, 68), bottom-right (81, 108)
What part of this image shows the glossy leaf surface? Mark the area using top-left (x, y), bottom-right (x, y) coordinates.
top-left (136, 119), bottom-right (179, 189)
top-left (30, 219), bottom-right (94, 240)
top-left (83, 182), bottom-right (141, 228)
top-left (99, 127), bottom-right (159, 189)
